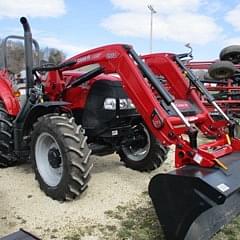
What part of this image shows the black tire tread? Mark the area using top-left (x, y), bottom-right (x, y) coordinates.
top-left (31, 113), bottom-right (92, 201)
top-left (0, 102), bottom-right (16, 167)
top-left (208, 60), bottom-right (236, 80)
top-left (220, 45), bottom-right (240, 64)
top-left (118, 124), bottom-right (169, 172)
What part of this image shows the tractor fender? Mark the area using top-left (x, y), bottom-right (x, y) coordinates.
top-left (0, 71), bottom-right (20, 116)
top-left (23, 101), bottom-right (70, 135)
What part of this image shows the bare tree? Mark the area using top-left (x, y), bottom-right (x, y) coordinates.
top-left (7, 41), bottom-right (25, 73)
top-left (48, 48), bottom-right (65, 65)
top-left (0, 39), bottom-right (66, 73)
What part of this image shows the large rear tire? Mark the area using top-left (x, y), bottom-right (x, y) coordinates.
top-left (31, 114), bottom-right (93, 201)
top-left (118, 123), bottom-right (168, 171)
top-left (0, 102), bottom-right (16, 167)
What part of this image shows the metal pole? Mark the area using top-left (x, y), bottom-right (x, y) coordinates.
top-left (150, 8), bottom-right (153, 52)
top-left (148, 5), bottom-right (157, 53)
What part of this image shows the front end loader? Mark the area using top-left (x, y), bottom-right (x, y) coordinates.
top-left (50, 45), bottom-right (240, 239)
top-left (2, 16), bottom-right (240, 239)
top-left (143, 52), bottom-right (240, 240)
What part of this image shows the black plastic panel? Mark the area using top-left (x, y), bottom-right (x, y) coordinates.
top-left (0, 229), bottom-right (40, 240)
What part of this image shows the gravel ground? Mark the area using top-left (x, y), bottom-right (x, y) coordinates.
top-left (0, 149), bottom-right (175, 239)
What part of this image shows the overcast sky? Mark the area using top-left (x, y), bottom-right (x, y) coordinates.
top-left (0, 0), bottom-right (239, 60)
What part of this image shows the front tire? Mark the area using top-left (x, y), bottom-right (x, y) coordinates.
top-left (31, 114), bottom-right (93, 201)
top-left (118, 123), bottom-right (168, 171)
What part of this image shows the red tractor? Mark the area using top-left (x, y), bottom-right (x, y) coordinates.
top-left (2, 17), bottom-right (240, 240)
top-left (1, 18), bottom-right (168, 201)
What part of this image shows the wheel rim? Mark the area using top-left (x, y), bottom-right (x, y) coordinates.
top-left (35, 132), bottom-right (63, 187)
top-left (121, 125), bottom-right (151, 162)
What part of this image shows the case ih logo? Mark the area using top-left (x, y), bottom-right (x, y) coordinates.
top-left (106, 52), bottom-right (119, 59)
top-left (176, 102), bottom-right (190, 109)
top-left (77, 53), bottom-right (101, 63)
top-left (187, 116), bottom-right (198, 122)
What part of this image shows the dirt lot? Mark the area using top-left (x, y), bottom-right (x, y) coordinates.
top-left (1, 144), bottom-right (240, 240)
top-left (0, 149), bottom-right (174, 239)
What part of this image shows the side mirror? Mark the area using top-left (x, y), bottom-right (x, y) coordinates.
top-left (185, 43), bottom-right (193, 60)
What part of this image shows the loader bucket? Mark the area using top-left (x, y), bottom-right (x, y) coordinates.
top-left (149, 151), bottom-right (240, 240)
top-left (0, 229), bottom-right (40, 240)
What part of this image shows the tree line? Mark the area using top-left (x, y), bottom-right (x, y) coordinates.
top-left (0, 39), bottom-right (65, 74)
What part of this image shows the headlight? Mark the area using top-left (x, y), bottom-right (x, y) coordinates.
top-left (103, 98), bottom-right (135, 110)
top-left (119, 99), bottom-right (128, 109)
top-left (126, 98), bottom-right (135, 109)
top-left (104, 98), bottom-right (116, 110)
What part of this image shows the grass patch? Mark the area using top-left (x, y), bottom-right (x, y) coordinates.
top-left (63, 195), bottom-right (165, 240)
top-left (63, 192), bottom-right (240, 240)
top-left (213, 216), bottom-right (240, 240)
top-left (108, 201), bottom-right (164, 240)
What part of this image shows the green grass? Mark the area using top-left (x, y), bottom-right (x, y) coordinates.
top-left (63, 194), bottom-right (165, 240)
top-left (213, 216), bottom-right (240, 240)
top-left (112, 203), bottom-right (164, 240)
top-left (63, 192), bottom-right (240, 240)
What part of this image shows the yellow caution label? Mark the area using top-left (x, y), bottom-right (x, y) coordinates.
top-left (226, 134), bottom-right (231, 145)
top-left (214, 158), bottom-right (228, 170)
top-left (14, 90), bottom-right (21, 97)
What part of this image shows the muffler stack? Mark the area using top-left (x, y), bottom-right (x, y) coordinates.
top-left (149, 151), bottom-right (240, 240)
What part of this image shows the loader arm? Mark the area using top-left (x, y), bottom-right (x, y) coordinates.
top-left (59, 44), bottom-right (240, 169)
top-left (142, 53), bottom-right (228, 137)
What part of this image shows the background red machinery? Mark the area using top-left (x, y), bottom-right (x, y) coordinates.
top-left (187, 60), bottom-right (240, 120)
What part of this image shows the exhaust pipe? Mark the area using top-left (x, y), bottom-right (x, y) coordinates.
top-left (20, 17), bottom-right (34, 98)
top-left (13, 17), bottom-right (36, 155)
